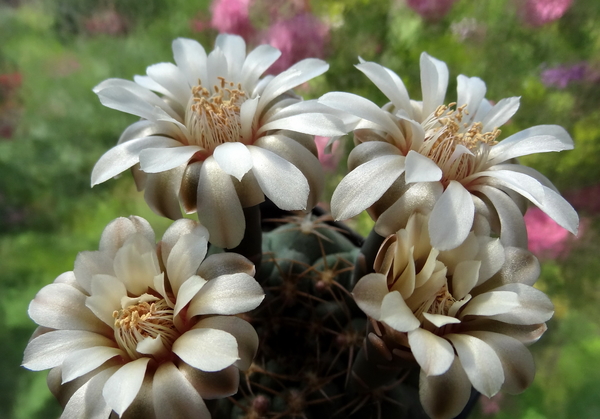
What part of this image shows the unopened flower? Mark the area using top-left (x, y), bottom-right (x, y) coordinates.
top-left (210, 0), bottom-right (255, 39)
top-left (353, 213), bottom-right (552, 419)
top-left (406, 0), bottom-right (458, 21)
top-left (260, 13), bottom-right (330, 74)
top-left (92, 35), bottom-right (345, 248)
top-left (320, 53), bottom-right (578, 251)
top-left (315, 136), bottom-right (342, 172)
top-left (23, 216), bottom-right (264, 418)
top-left (520, 0), bottom-right (574, 26)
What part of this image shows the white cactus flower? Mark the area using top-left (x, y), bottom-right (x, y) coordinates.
top-left (22, 216), bottom-right (264, 418)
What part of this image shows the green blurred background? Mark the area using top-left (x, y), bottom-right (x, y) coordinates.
top-left (1, 0), bottom-right (599, 418)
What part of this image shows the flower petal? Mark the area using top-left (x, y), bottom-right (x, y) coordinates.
top-left (480, 97), bottom-right (520, 132)
top-left (445, 333), bottom-right (504, 397)
top-left (331, 155), bottom-right (406, 220)
top-left (99, 216), bottom-right (155, 257)
top-left (143, 164), bottom-right (186, 220)
top-left (173, 328), bottom-right (239, 372)
top-left (172, 37), bottom-right (208, 87)
top-left (241, 45), bottom-right (281, 89)
top-left (153, 362), bottom-right (211, 419)
top-left (102, 358), bottom-right (150, 416)
top-left (428, 181), bottom-right (475, 251)
top-left (197, 157), bottom-right (245, 249)
top-left (146, 62), bottom-right (190, 106)
top-left (408, 328), bottom-right (455, 376)
top-left (193, 316), bottom-right (258, 371)
top-left (28, 283), bottom-right (110, 335)
top-left (166, 227), bottom-right (208, 295)
top-left (22, 330), bottom-right (115, 371)
top-left (352, 273), bottom-right (388, 319)
top-left (213, 142), bottom-right (253, 182)
top-left (405, 150), bottom-right (443, 183)
top-left (488, 283), bottom-right (554, 325)
top-left (188, 273), bottom-right (264, 317)
top-left (419, 356), bottom-right (472, 419)
top-left (177, 362), bottom-right (239, 399)
top-left (91, 136), bottom-right (181, 186)
top-left (139, 145), bottom-right (200, 173)
top-left (536, 185), bottom-right (579, 235)
top-left (420, 53), bottom-right (449, 118)
top-left (380, 291), bottom-right (421, 332)
top-left (215, 33), bottom-right (246, 78)
top-left (466, 331), bottom-right (535, 395)
top-left (355, 60), bottom-right (413, 114)
top-left (247, 145), bottom-right (309, 211)
top-left (61, 346), bottom-right (123, 384)
top-left (456, 75), bottom-right (487, 118)
top-left (451, 260), bottom-right (482, 300)
top-left (173, 275), bottom-right (207, 319)
top-left (197, 252), bottom-right (256, 280)
top-left (459, 291), bottom-right (520, 318)
top-left (86, 274), bottom-right (127, 326)
top-left (60, 366), bottom-right (117, 419)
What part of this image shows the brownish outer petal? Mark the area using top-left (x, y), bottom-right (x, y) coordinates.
top-left (121, 373), bottom-right (156, 419)
top-left (180, 161), bottom-right (202, 214)
top-left (419, 356), bottom-right (472, 419)
top-left (274, 129), bottom-right (318, 157)
top-left (144, 164), bottom-right (186, 220)
top-left (176, 361), bottom-right (240, 400)
top-left (197, 252), bottom-right (255, 280)
top-left (458, 319), bottom-right (547, 345)
top-left (233, 169), bottom-right (265, 208)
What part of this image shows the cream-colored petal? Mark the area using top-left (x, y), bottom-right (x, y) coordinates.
top-left (213, 142), bottom-right (253, 182)
top-left (61, 346), bottom-right (123, 383)
top-left (73, 251), bottom-right (115, 295)
top-left (351, 273), bottom-right (388, 320)
top-left (428, 181), bottom-right (474, 251)
top-left (29, 283), bottom-right (110, 335)
top-left (23, 330), bottom-right (115, 371)
top-left (380, 291), bottom-right (421, 332)
top-left (197, 252), bottom-right (256, 280)
top-left (187, 273), bottom-right (264, 317)
top-left (422, 312), bottom-right (461, 328)
top-left (159, 219), bottom-right (201, 267)
top-left (143, 164), bottom-right (187, 220)
top-left (153, 362), bottom-right (211, 419)
top-left (459, 291), bottom-right (520, 318)
top-left (174, 275), bottom-right (207, 319)
top-left (466, 331), bottom-right (535, 394)
top-left (446, 333), bottom-right (504, 397)
top-left (86, 274), bottom-right (127, 327)
top-left (99, 216), bottom-right (155, 257)
top-left (451, 260), bottom-right (481, 300)
top-left (197, 157), bottom-right (245, 249)
top-left (173, 328), bottom-right (239, 372)
top-left (488, 283), bottom-right (554, 325)
top-left (102, 358), bottom-right (150, 416)
top-left (166, 228), bottom-right (208, 295)
top-left (113, 234), bottom-right (160, 295)
top-left (193, 316), bottom-right (258, 371)
top-left (408, 328), bottom-right (454, 376)
top-left (60, 366), bottom-right (117, 419)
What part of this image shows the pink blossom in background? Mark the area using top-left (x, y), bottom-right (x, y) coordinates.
top-left (521, 0), bottom-right (574, 26)
top-left (84, 9), bottom-right (128, 36)
top-left (261, 12), bottom-right (329, 74)
top-left (565, 184), bottom-right (600, 214)
top-left (210, 0), bottom-right (255, 40)
top-left (315, 136), bottom-right (342, 172)
top-left (479, 392), bottom-right (504, 416)
top-left (406, 0), bottom-right (458, 21)
top-left (541, 63), bottom-right (586, 88)
top-left (524, 207), bottom-right (577, 259)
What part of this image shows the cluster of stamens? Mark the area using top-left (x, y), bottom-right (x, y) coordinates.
top-left (186, 77), bottom-right (247, 153)
top-left (419, 103), bottom-right (501, 184)
top-left (113, 298), bottom-right (179, 361)
top-left (414, 283), bottom-right (457, 322)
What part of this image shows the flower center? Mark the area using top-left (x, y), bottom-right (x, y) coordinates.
top-left (419, 103), bottom-right (500, 184)
top-left (113, 296), bottom-right (179, 361)
top-left (415, 283), bottom-right (456, 320)
top-left (185, 76), bottom-right (247, 153)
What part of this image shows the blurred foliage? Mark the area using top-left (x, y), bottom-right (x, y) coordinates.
top-left (1, 0), bottom-right (600, 418)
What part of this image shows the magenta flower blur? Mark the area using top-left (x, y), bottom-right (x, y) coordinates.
top-left (524, 207), bottom-right (571, 259)
top-left (261, 13), bottom-right (329, 74)
top-left (210, 0), bottom-right (255, 39)
top-left (541, 63), bottom-right (586, 88)
top-left (406, 0), bottom-right (458, 21)
top-left (315, 136), bottom-right (342, 172)
top-left (522, 0), bottom-right (574, 26)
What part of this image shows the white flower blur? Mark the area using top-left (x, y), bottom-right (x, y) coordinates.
top-left (22, 216), bottom-right (264, 418)
top-left (92, 34), bottom-right (346, 249)
top-left (319, 53), bottom-right (578, 251)
top-left (353, 213), bottom-right (552, 419)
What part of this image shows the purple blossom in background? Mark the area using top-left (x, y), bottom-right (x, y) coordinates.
top-left (210, 0), bottom-right (255, 39)
top-left (524, 207), bottom-right (574, 259)
top-left (261, 12), bottom-right (329, 74)
top-left (521, 0), bottom-right (574, 26)
top-left (541, 63), bottom-right (586, 88)
top-left (406, 0), bottom-right (458, 21)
